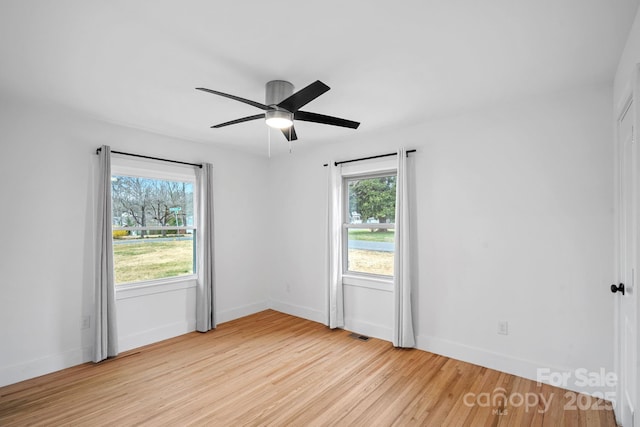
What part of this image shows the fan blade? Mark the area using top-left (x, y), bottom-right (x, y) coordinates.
top-left (277, 80), bottom-right (330, 112)
top-left (294, 111), bottom-right (360, 129)
top-left (196, 87), bottom-right (270, 111)
top-left (280, 126), bottom-right (298, 141)
top-left (212, 114), bottom-right (264, 128)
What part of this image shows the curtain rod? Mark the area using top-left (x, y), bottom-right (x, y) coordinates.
top-left (95, 148), bottom-right (203, 168)
top-left (323, 149), bottom-right (416, 167)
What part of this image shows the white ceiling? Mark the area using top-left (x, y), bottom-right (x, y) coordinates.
top-left (0, 1), bottom-right (637, 156)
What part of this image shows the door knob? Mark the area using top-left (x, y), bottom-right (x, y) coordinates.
top-left (611, 283), bottom-right (625, 295)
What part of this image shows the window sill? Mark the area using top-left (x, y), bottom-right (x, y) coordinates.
top-left (116, 275), bottom-right (197, 300)
top-left (342, 274), bottom-right (393, 292)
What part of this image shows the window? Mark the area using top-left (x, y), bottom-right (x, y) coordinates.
top-left (111, 158), bottom-right (196, 286)
top-left (343, 172), bottom-right (396, 277)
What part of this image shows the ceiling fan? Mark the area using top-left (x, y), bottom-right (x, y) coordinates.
top-left (196, 80), bottom-right (360, 141)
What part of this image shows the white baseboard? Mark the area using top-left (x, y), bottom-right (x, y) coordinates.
top-left (268, 300), bottom-right (392, 342)
top-left (120, 300), bottom-right (271, 352)
top-left (416, 334), bottom-right (614, 397)
top-left (269, 299), bottom-right (326, 325)
top-left (4, 304), bottom-right (611, 401)
top-left (119, 320), bottom-right (196, 353)
top-left (344, 318), bottom-right (392, 342)
top-left (0, 346), bottom-right (93, 388)
top-left (217, 300), bottom-right (270, 324)
top-left (1, 301), bottom-right (272, 388)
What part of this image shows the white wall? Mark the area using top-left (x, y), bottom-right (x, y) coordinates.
top-left (268, 83), bottom-right (615, 395)
top-left (0, 95), bottom-right (270, 386)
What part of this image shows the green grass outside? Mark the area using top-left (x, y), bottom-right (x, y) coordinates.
top-left (348, 229), bottom-right (395, 243)
top-left (114, 231), bottom-right (394, 284)
top-left (113, 239), bottom-right (193, 285)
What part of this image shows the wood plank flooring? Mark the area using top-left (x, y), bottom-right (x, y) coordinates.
top-left (0, 310), bottom-right (617, 426)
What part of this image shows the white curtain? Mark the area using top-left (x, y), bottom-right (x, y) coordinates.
top-left (94, 145), bottom-right (118, 362)
top-left (327, 163), bottom-right (344, 329)
top-left (393, 148), bottom-right (416, 348)
top-left (196, 163), bottom-right (216, 332)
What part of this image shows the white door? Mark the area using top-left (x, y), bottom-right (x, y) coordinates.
top-left (616, 89), bottom-right (638, 427)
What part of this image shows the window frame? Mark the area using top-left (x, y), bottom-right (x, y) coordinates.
top-left (111, 155), bottom-right (198, 290)
top-left (341, 165), bottom-right (397, 284)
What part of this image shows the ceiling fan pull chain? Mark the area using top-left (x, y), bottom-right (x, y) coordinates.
top-left (268, 127), bottom-right (271, 158)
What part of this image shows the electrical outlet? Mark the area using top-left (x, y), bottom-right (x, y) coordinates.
top-left (498, 320), bottom-right (508, 335)
top-left (81, 316), bottom-right (91, 330)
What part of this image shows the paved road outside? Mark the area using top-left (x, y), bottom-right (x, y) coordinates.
top-left (348, 240), bottom-right (394, 252)
top-left (114, 236), bottom-right (392, 251)
top-left (113, 236), bottom-right (193, 244)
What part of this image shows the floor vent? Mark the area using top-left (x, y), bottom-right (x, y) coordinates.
top-left (349, 333), bottom-right (370, 341)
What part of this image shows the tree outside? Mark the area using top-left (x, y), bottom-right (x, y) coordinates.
top-left (348, 175), bottom-right (396, 228)
top-left (111, 176), bottom-right (194, 237)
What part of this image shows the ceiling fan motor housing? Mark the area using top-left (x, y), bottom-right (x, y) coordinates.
top-left (265, 80), bottom-right (294, 107)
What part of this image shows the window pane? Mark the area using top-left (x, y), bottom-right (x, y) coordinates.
top-left (111, 174), bottom-right (196, 285)
top-left (111, 176), bottom-right (194, 229)
top-left (347, 229), bottom-right (395, 276)
top-left (112, 235), bottom-right (195, 284)
top-left (347, 175), bottom-right (396, 224)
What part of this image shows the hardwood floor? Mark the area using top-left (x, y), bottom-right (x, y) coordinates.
top-left (0, 310), bottom-right (616, 426)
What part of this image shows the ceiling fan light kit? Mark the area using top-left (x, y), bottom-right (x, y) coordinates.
top-left (264, 109), bottom-right (293, 129)
top-left (196, 79), bottom-right (360, 142)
